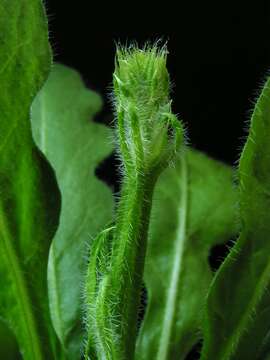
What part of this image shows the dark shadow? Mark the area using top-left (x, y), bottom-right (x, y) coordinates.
top-left (93, 107), bottom-right (113, 127)
top-left (208, 240), bottom-right (234, 273)
top-left (95, 151), bottom-right (121, 193)
top-left (185, 340), bottom-right (202, 360)
top-left (137, 284), bottom-right (148, 333)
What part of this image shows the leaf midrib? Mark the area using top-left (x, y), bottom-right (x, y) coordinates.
top-left (157, 153), bottom-right (188, 360)
top-left (48, 244), bottom-right (66, 347)
top-left (0, 205), bottom-right (44, 360)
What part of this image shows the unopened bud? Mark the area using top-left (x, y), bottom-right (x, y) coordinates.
top-left (113, 43), bottom-right (183, 176)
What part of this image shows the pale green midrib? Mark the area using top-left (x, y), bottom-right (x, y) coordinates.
top-left (157, 154), bottom-right (188, 360)
top-left (0, 206), bottom-right (44, 360)
top-left (218, 258), bottom-right (270, 360)
top-left (48, 245), bottom-right (66, 347)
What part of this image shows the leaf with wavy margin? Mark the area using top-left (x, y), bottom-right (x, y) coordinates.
top-left (31, 64), bottom-right (114, 358)
top-left (136, 148), bottom-right (238, 360)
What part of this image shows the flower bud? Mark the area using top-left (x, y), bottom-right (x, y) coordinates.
top-left (113, 44), bottom-right (183, 176)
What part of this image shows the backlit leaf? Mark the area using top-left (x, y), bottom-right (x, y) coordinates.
top-left (31, 64), bottom-right (114, 358)
top-left (136, 148), bottom-right (238, 360)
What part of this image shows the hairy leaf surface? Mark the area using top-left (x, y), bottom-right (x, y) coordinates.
top-left (136, 148), bottom-right (238, 360)
top-left (31, 64), bottom-right (114, 358)
top-left (0, 1), bottom-right (61, 359)
top-left (200, 78), bottom-right (270, 359)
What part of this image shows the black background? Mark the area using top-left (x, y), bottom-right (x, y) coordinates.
top-left (44, 1), bottom-right (270, 358)
top-left (45, 0), bottom-right (270, 168)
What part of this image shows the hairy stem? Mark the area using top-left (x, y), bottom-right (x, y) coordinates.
top-left (84, 44), bottom-right (183, 360)
top-left (110, 173), bottom-right (155, 358)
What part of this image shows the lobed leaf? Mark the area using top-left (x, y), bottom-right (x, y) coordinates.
top-left (200, 78), bottom-right (270, 359)
top-left (31, 64), bottom-right (114, 358)
top-left (136, 148), bottom-right (238, 360)
top-left (0, 0), bottom-right (61, 359)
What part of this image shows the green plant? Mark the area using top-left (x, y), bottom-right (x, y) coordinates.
top-left (1, 1), bottom-right (270, 360)
top-left (84, 45), bottom-right (183, 360)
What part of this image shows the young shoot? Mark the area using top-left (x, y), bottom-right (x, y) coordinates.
top-left (84, 44), bottom-right (184, 360)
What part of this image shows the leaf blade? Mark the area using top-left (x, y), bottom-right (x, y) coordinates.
top-left (201, 78), bottom-right (270, 360)
top-left (155, 153), bottom-right (188, 360)
top-left (31, 64), bottom-right (114, 358)
top-left (0, 0), bottom-right (61, 359)
top-left (136, 148), bottom-right (238, 360)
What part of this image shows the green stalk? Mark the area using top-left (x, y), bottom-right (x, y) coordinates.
top-left (84, 43), bottom-right (184, 360)
top-left (111, 174), bottom-right (155, 357)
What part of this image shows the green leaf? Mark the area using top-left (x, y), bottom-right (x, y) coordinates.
top-left (0, 320), bottom-right (20, 360)
top-left (31, 64), bottom-right (114, 358)
top-left (0, 0), bottom-right (61, 359)
top-left (136, 148), bottom-right (238, 360)
top-left (200, 78), bottom-right (270, 360)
